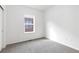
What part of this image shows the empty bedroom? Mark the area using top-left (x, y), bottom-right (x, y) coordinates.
top-left (0, 5), bottom-right (79, 53)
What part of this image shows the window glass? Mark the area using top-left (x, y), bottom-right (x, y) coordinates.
top-left (24, 16), bottom-right (34, 32)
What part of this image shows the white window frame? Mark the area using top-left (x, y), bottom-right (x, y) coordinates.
top-left (24, 15), bottom-right (35, 33)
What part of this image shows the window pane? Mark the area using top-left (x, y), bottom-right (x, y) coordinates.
top-left (25, 25), bottom-right (33, 32)
top-left (24, 16), bottom-right (34, 32)
top-left (25, 18), bottom-right (33, 24)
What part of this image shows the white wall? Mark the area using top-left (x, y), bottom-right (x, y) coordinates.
top-left (45, 5), bottom-right (79, 50)
top-left (0, 7), bottom-right (3, 50)
top-left (0, 6), bottom-right (6, 51)
top-left (2, 5), bottom-right (7, 48)
top-left (6, 5), bottom-right (45, 44)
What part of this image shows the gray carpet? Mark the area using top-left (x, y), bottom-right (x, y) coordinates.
top-left (1, 38), bottom-right (79, 53)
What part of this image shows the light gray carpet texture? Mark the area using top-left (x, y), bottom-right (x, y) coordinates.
top-left (1, 38), bottom-right (79, 53)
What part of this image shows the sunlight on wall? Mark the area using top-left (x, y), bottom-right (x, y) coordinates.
top-left (46, 21), bottom-right (79, 50)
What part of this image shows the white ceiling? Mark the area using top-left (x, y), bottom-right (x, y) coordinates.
top-left (27, 5), bottom-right (52, 11)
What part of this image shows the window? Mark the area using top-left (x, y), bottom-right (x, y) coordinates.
top-left (24, 15), bottom-right (35, 33)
